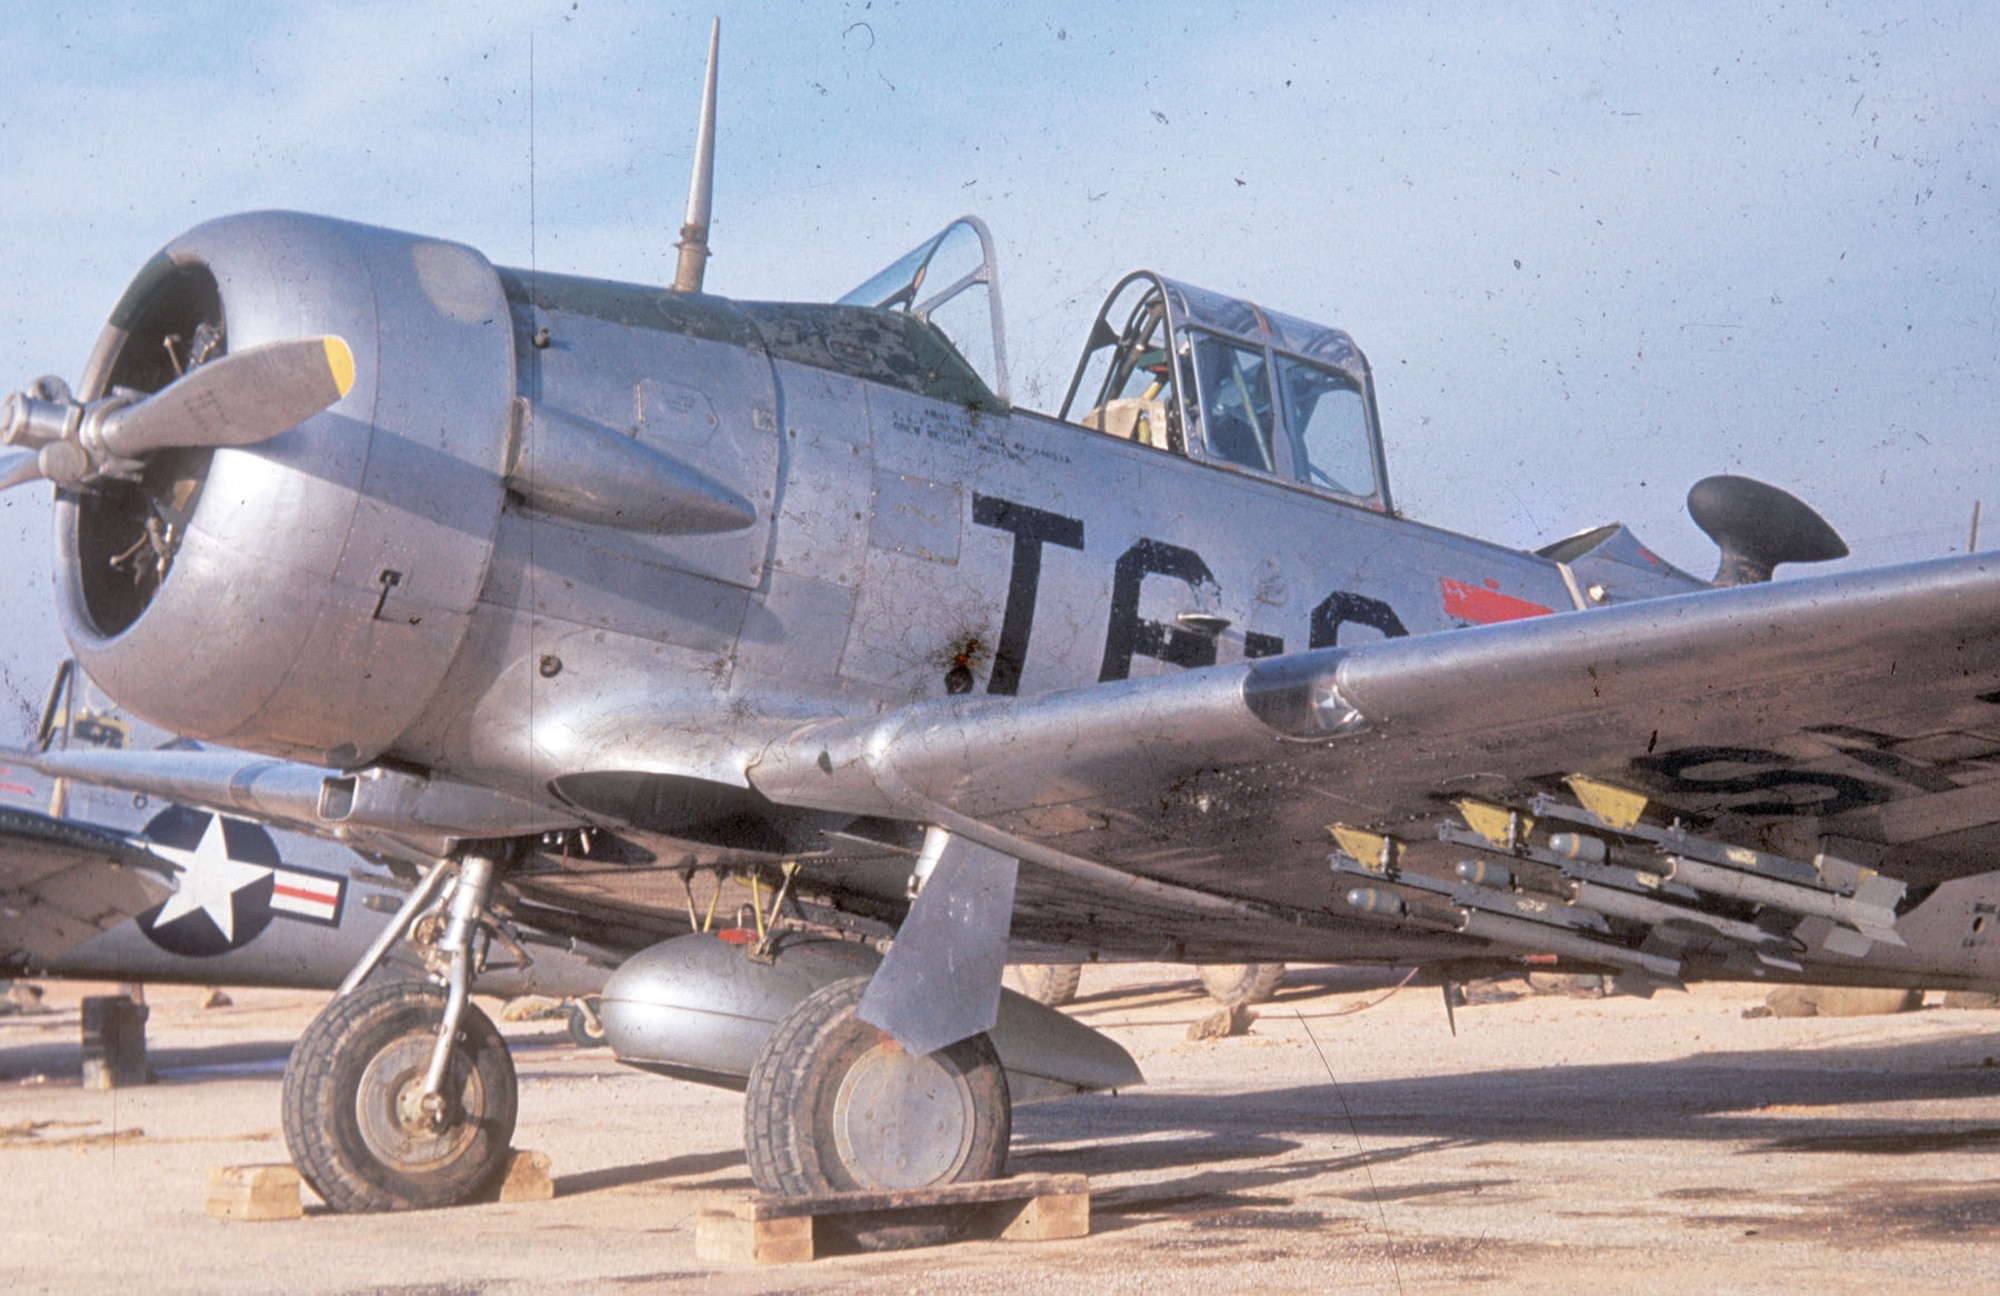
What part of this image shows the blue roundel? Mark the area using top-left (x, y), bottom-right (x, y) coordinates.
top-left (134, 806), bottom-right (282, 957)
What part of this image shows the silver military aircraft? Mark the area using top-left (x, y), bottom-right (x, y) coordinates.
top-left (7, 23), bottom-right (2000, 1219)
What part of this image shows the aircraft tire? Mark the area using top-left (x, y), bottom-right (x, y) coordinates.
top-left (1198, 962), bottom-right (1287, 1007)
top-left (743, 975), bottom-right (1010, 1248)
top-left (566, 996), bottom-right (607, 1047)
top-left (281, 980), bottom-right (517, 1213)
top-left (1004, 962), bottom-right (1083, 1006)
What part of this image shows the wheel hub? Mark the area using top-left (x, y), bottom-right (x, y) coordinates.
top-left (356, 1033), bottom-right (482, 1171)
top-left (830, 1039), bottom-right (977, 1189)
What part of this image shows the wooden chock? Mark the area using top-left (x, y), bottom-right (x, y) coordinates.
top-left (206, 1164), bottom-right (303, 1222)
top-left (80, 995), bottom-right (149, 1090)
top-left (998, 1181), bottom-right (1090, 1240)
top-left (496, 1149), bottom-right (555, 1202)
top-left (696, 1174), bottom-right (1090, 1264)
top-left (697, 1197), bottom-right (815, 1266)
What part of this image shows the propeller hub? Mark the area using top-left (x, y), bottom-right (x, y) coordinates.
top-left (37, 438), bottom-right (91, 485)
top-left (1, 387), bottom-right (82, 453)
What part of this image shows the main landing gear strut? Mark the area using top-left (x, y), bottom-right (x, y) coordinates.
top-left (281, 844), bottom-right (520, 1212)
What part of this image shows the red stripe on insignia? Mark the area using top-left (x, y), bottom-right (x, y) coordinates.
top-left (273, 882), bottom-right (336, 903)
top-left (1440, 577), bottom-right (1554, 625)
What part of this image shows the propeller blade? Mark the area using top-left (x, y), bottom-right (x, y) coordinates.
top-left (97, 335), bottom-right (355, 459)
top-left (0, 447), bottom-right (41, 490)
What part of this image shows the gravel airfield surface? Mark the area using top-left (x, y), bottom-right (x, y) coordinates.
top-left (5, 965), bottom-right (2000, 1293)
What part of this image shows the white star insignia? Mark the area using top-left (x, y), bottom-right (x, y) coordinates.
top-left (147, 815), bottom-right (271, 943)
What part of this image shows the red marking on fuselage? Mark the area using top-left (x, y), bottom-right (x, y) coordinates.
top-left (1440, 577), bottom-right (1554, 625)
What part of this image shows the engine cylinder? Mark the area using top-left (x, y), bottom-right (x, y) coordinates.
top-left (55, 212), bottom-right (516, 766)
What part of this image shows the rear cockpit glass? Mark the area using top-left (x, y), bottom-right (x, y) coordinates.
top-left (1060, 279), bottom-right (1185, 454)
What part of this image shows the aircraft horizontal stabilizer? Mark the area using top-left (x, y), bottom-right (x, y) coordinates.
top-left (0, 805), bottom-right (175, 967)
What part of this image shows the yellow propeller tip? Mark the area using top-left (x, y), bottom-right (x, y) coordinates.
top-left (322, 336), bottom-right (356, 398)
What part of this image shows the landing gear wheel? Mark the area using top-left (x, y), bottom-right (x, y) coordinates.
top-left (281, 980), bottom-right (517, 1213)
top-left (744, 976), bottom-right (1010, 1250)
top-left (1004, 962), bottom-right (1083, 1006)
top-left (1198, 962), bottom-right (1287, 1007)
top-left (566, 996), bottom-right (607, 1048)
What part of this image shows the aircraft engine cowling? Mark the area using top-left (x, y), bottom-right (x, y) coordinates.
top-left (54, 212), bottom-right (515, 766)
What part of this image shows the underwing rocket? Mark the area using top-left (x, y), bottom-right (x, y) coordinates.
top-left (8, 23), bottom-right (2000, 1217)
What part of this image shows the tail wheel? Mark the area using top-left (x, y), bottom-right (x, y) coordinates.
top-left (1198, 962), bottom-right (1287, 1007)
top-left (281, 980), bottom-right (517, 1213)
top-left (1004, 962), bottom-right (1083, 1006)
top-left (744, 976), bottom-right (1010, 1248)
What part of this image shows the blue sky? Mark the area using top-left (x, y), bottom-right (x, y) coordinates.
top-left (2, 2), bottom-right (1996, 742)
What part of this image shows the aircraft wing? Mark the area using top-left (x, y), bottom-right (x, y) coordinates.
top-left (17, 554), bottom-right (1999, 979)
top-left (0, 805), bottom-right (177, 968)
top-left (751, 553), bottom-right (2000, 968)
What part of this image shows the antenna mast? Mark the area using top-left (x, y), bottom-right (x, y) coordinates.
top-left (671, 17), bottom-right (720, 294)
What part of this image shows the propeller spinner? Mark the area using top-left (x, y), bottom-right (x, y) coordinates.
top-left (0, 334), bottom-right (354, 492)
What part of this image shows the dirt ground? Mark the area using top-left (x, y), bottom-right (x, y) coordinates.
top-left (4, 965), bottom-right (2000, 1294)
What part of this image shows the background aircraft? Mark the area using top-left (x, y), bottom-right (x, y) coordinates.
top-left (2, 16), bottom-right (1998, 1234)
top-left (1, 667), bottom-right (611, 1033)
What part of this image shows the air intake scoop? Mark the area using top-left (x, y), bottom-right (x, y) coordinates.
top-left (1687, 474), bottom-right (1848, 586)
